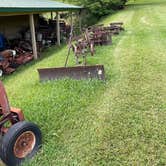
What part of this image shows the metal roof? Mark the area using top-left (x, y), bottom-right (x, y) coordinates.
top-left (0, 0), bottom-right (82, 13)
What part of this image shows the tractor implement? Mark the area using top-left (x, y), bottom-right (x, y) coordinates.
top-left (37, 25), bottom-right (105, 82)
top-left (38, 65), bottom-right (105, 81)
top-left (0, 81), bottom-right (42, 166)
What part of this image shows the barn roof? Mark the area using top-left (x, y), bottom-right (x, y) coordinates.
top-left (0, 0), bottom-right (82, 13)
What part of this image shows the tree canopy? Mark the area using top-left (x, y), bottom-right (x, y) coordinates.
top-left (60, 0), bottom-right (127, 24)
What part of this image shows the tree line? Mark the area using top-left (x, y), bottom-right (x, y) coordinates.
top-left (61, 0), bottom-right (127, 24)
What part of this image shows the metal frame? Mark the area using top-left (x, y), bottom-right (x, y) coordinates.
top-left (0, 81), bottom-right (24, 133)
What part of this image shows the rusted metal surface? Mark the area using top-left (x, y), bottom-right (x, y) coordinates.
top-left (67, 27), bottom-right (95, 65)
top-left (109, 22), bottom-right (124, 35)
top-left (11, 107), bottom-right (25, 121)
top-left (0, 50), bottom-right (16, 75)
top-left (13, 131), bottom-right (36, 159)
top-left (86, 26), bottom-right (112, 46)
top-left (0, 48), bottom-right (33, 76)
top-left (0, 81), bottom-right (10, 115)
top-left (72, 40), bottom-right (94, 65)
top-left (38, 65), bottom-right (105, 81)
top-left (0, 81), bottom-right (25, 133)
top-left (0, 81), bottom-right (41, 166)
top-left (85, 22), bottom-right (124, 42)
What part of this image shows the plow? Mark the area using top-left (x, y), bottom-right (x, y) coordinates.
top-left (38, 22), bottom-right (124, 81)
top-left (38, 65), bottom-right (105, 81)
top-left (38, 25), bottom-right (105, 81)
top-left (0, 81), bottom-right (42, 166)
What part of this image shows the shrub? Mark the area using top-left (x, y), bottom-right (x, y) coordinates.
top-left (60, 0), bottom-right (127, 25)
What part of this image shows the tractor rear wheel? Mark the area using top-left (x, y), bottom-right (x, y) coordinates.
top-left (0, 121), bottom-right (42, 166)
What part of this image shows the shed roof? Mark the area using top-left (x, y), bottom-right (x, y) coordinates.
top-left (0, 0), bottom-right (82, 13)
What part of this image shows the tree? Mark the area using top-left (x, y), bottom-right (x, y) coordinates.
top-left (60, 0), bottom-right (127, 25)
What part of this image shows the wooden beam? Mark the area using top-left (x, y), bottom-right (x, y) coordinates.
top-left (79, 11), bottom-right (82, 33)
top-left (29, 14), bottom-right (38, 59)
top-left (0, 12), bottom-right (44, 17)
top-left (51, 12), bottom-right (53, 20)
top-left (70, 11), bottom-right (73, 27)
top-left (56, 11), bottom-right (60, 46)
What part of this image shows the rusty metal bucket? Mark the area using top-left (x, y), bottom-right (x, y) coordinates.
top-left (38, 65), bottom-right (105, 81)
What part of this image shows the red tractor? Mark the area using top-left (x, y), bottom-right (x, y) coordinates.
top-left (0, 81), bottom-right (42, 166)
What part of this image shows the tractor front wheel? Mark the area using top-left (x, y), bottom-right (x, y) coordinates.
top-left (0, 121), bottom-right (42, 166)
top-left (0, 69), bottom-right (3, 77)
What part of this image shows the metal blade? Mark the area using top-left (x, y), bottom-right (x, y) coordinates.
top-left (38, 65), bottom-right (105, 81)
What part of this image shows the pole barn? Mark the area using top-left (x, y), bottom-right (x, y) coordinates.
top-left (0, 0), bottom-right (82, 59)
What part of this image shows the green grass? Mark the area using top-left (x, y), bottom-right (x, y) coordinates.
top-left (1, 0), bottom-right (166, 165)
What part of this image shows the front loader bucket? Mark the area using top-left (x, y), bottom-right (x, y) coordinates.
top-left (38, 65), bottom-right (105, 81)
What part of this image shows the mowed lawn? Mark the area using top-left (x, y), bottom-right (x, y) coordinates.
top-left (1, 0), bottom-right (166, 165)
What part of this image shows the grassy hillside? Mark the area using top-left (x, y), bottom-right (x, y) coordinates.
top-left (1, 0), bottom-right (166, 165)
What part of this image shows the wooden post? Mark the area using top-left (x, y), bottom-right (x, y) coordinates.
top-left (29, 14), bottom-right (38, 59)
top-left (79, 10), bottom-right (82, 33)
top-left (70, 11), bottom-right (73, 27)
top-left (56, 11), bottom-right (60, 46)
top-left (51, 12), bottom-right (53, 20)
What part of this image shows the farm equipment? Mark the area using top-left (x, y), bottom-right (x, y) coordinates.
top-left (109, 22), bottom-right (124, 35)
top-left (0, 60), bottom-right (15, 76)
top-left (71, 31), bottom-right (95, 65)
top-left (38, 26), bottom-right (105, 81)
top-left (0, 50), bottom-right (16, 76)
top-left (87, 25), bottom-right (112, 46)
top-left (37, 22), bottom-right (125, 81)
top-left (86, 22), bottom-right (124, 45)
top-left (0, 49), bottom-right (33, 77)
top-left (0, 81), bottom-right (42, 166)
top-left (38, 65), bottom-right (105, 81)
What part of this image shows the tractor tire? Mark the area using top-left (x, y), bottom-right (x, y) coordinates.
top-left (0, 121), bottom-right (42, 166)
top-left (0, 69), bottom-right (3, 77)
